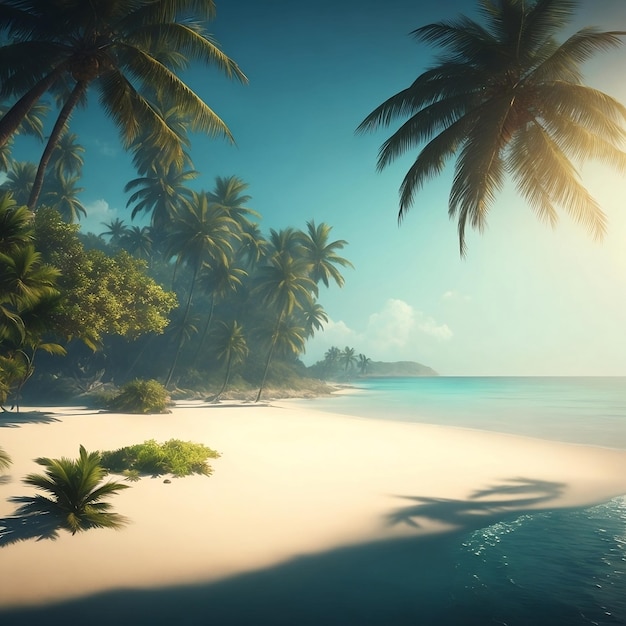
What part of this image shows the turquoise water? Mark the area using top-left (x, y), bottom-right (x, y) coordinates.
top-left (292, 376), bottom-right (626, 625)
top-left (300, 376), bottom-right (626, 449)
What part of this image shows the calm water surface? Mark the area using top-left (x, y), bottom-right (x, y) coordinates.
top-left (291, 377), bottom-right (626, 624)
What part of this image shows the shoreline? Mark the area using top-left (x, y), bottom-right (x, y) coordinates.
top-left (1, 400), bottom-right (625, 611)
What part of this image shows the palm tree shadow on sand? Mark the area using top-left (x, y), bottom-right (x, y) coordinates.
top-left (0, 497), bottom-right (62, 546)
top-left (386, 477), bottom-right (567, 530)
top-left (0, 476), bottom-right (602, 626)
top-left (0, 410), bottom-right (60, 428)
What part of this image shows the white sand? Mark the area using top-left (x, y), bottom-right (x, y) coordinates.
top-left (0, 400), bottom-right (625, 609)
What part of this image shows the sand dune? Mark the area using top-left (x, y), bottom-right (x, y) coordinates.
top-left (0, 400), bottom-right (625, 609)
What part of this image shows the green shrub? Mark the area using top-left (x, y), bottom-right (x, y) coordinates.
top-left (100, 439), bottom-right (220, 478)
top-left (107, 379), bottom-right (171, 414)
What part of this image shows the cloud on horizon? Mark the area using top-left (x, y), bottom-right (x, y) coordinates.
top-left (304, 298), bottom-right (452, 364)
top-left (80, 198), bottom-right (119, 235)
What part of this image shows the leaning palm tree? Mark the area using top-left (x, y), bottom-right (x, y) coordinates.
top-left (358, 0), bottom-right (626, 256)
top-left (0, 0), bottom-right (247, 209)
top-left (20, 445), bottom-right (129, 535)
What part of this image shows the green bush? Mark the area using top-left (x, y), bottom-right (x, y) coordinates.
top-left (100, 439), bottom-right (220, 478)
top-left (107, 379), bottom-right (171, 414)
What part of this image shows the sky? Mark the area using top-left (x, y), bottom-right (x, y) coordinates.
top-left (7, 0), bottom-right (626, 375)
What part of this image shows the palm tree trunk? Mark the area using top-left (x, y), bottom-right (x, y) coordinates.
top-left (164, 263), bottom-right (199, 388)
top-left (212, 352), bottom-right (233, 403)
top-left (192, 294), bottom-right (215, 366)
top-left (28, 80), bottom-right (87, 210)
top-left (0, 66), bottom-right (67, 149)
top-left (255, 312), bottom-right (283, 403)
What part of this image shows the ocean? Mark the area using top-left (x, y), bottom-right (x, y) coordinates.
top-left (288, 376), bottom-right (626, 625)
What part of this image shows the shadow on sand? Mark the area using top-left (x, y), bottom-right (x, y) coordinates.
top-left (0, 477), bottom-right (589, 626)
top-left (0, 497), bottom-right (62, 546)
top-left (0, 410), bottom-right (60, 428)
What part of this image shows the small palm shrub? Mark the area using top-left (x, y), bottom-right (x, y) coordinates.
top-left (21, 445), bottom-right (130, 535)
top-left (107, 379), bottom-right (171, 414)
top-left (100, 439), bottom-right (220, 478)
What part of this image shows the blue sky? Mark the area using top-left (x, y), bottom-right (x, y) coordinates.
top-left (7, 0), bottom-right (626, 375)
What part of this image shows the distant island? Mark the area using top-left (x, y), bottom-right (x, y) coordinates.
top-left (359, 361), bottom-right (439, 378)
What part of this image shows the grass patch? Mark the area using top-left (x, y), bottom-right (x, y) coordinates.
top-left (100, 439), bottom-right (220, 479)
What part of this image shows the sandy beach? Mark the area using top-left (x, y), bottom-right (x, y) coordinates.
top-left (1, 400), bottom-right (625, 619)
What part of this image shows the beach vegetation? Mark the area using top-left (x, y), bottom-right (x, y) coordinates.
top-left (0, 0), bottom-right (247, 210)
top-left (107, 379), bottom-right (171, 414)
top-left (358, 0), bottom-right (626, 256)
top-left (19, 445), bottom-right (130, 535)
top-left (100, 439), bottom-right (220, 478)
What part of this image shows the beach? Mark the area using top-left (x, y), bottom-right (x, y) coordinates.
top-left (1, 398), bottom-right (625, 622)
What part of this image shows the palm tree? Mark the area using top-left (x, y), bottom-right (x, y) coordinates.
top-left (163, 193), bottom-right (238, 387)
top-left (358, 0), bottom-right (626, 256)
top-left (297, 220), bottom-right (353, 287)
top-left (207, 175), bottom-right (260, 230)
top-left (210, 320), bottom-right (248, 402)
top-left (0, 194), bottom-right (35, 254)
top-left (0, 0), bottom-right (247, 209)
top-left (340, 346), bottom-right (357, 372)
top-left (41, 172), bottom-right (86, 222)
top-left (267, 227), bottom-right (306, 261)
top-left (358, 353), bottom-right (371, 375)
top-left (20, 445), bottom-right (129, 535)
top-left (49, 132), bottom-right (84, 178)
top-left (297, 298), bottom-right (328, 338)
top-left (124, 164), bottom-right (198, 228)
top-left (193, 262), bottom-right (247, 365)
top-left (100, 218), bottom-right (130, 246)
top-left (253, 252), bottom-right (317, 402)
top-left (120, 226), bottom-right (153, 260)
top-left (1, 161), bottom-right (37, 206)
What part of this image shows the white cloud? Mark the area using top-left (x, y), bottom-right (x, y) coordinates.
top-left (80, 199), bottom-right (119, 235)
top-left (304, 298), bottom-right (452, 364)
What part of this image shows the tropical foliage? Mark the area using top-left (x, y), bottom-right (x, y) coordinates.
top-left (19, 445), bottom-right (129, 535)
top-left (100, 439), bottom-right (220, 479)
top-left (358, 0), bottom-right (626, 255)
top-left (0, 0), bottom-right (247, 209)
top-left (107, 379), bottom-right (171, 414)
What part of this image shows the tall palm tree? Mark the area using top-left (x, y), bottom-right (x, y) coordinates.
top-left (1, 161), bottom-right (37, 206)
top-left (20, 445), bottom-right (129, 535)
top-left (41, 172), bottom-right (86, 222)
top-left (358, 0), bottom-right (626, 256)
top-left (341, 346), bottom-right (357, 372)
top-left (297, 220), bottom-right (353, 288)
top-left (267, 227), bottom-right (306, 261)
top-left (0, 0), bottom-right (247, 209)
top-left (193, 262), bottom-right (247, 365)
top-left (297, 298), bottom-right (328, 338)
top-left (253, 252), bottom-right (317, 402)
top-left (124, 164), bottom-right (198, 228)
top-left (210, 320), bottom-right (248, 402)
top-left (163, 192), bottom-right (238, 387)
